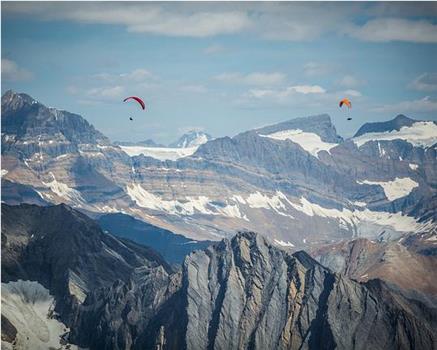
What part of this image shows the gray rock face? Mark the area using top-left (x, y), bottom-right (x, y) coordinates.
top-left (354, 114), bottom-right (418, 137)
top-left (1, 90), bottom-right (110, 159)
top-left (1, 203), bottom-right (171, 324)
top-left (312, 237), bottom-right (437, 302)
top-left (2, 204), bottom-right (436, 350)
top-left (69, 230), bottom-right (437, 350)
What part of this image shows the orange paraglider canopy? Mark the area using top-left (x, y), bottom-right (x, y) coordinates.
top-left (339, 98), bottom-right (352, 108)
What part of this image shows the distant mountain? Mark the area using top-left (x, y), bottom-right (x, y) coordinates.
top-left (1, 90), bottom-right (111, 158)
top-left (2, 90), bottom-right (436, 247)
top-left (354, 114), bottom-right (417, 137)
top-left (169, 130), bottom-right (212, 148)
top-left (98, 212), bottom-right (213, 264)
top-left (311, 236), bottom-right (437, 304)
top-left (254, 113), bottom-right (343, 144)
top-left (114, 139), bottom-right (165, 148)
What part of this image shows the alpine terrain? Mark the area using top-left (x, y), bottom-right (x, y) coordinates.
top-left (1, 90), bottom-right (437, 349)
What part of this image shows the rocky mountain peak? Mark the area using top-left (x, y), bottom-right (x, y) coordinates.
top-left (1, 90), bottom-right (110, 154)
top-left (169, 130), bottom-right (212, 148)
top-left (1, 90), bottom-right (38, 113)
top-left (353, 114), bottom-right (417, 137)
top-left (253, 114), bottom-right (343, 144)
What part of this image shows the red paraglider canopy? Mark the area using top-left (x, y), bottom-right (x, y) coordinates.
top-left (123, 96), bottom-right (146, 110)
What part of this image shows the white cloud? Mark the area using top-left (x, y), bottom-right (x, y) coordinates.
top-left (343, 89), bottom-right (362, 97)
top-left (4, 3), bottom-right (251, 38)
top-left (179, 84), bottom-right (208, 94)
top-left (1, 59), bottom-right (33, 81)
top-left (86, 86), bottom-right (125, 99)
top-left (68, 68), bottom-right (157, 103)
top-left (4, 3), bottom-right (437, 43)
top-left (303, 62), bottom-right (332, 76)
top-left (91, 69), bottom-right (156, 84)
top-left (215, 72), bottom-right (286, 86)
top-left (246, 85), bottom-right (326, 100)
top-left (203, 44), bottom-right (226, 55)
top-left (409, 73), bottom-right (437, 92)
top-left (127, 11), bottom-right (251, 37)
top-left (348, 18), bottom-right (437, 43)
top-left (373, 96), bottom-right (437, 113)
top-left (289, 85), bottom-right (326, 94)
top-left (337, 75), bottom-right (365, 88)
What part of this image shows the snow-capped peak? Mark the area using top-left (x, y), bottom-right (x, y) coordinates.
top-left (169, 130), bottom-right (212, 148)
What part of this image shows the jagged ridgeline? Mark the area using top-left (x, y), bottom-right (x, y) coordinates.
top-left (2, 204), bottom-right (436, 350)
top-left (2, 90), bottom-right (437, 248)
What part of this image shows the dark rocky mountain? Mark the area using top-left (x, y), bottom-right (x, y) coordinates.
top-left (3, 204), bottom-right (437, 349)
top-left (354, 114), bottom-right (419, 137)
top-left (71, 233), bottom-right (437, 349)
top-left (1, 204), bottom-right (171, 324)
top-left (98, 212), bottom-right (213, 264)
top-left (1, 90), bottom-right (111, 158)
top-left (169, 130), bottom-right (212, 148)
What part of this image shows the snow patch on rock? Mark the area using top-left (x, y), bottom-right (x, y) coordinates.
top-left (42, 173), bottom-right (85, 204)
top-left (120, 146), bottom-right (198, 160)
top-left (126, 183), bottom-right (247, 220)
top-left (353, 121), bottom-right (437, 148)
top-left (289, 196), bottom-right (430, 237)
top-left (357, 177), bottom-right (418, 201)
top-left (241, 191), bottom-right (295, 218)
top-left (1, 280), bottom-right (78, 350)
top-left (274, 239), bottom-right (295, 247)
top-left (259, 129), bottom-right (338, 158)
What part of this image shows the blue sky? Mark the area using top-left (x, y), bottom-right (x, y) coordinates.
top-left (2, 2), bottom-right (437, 143)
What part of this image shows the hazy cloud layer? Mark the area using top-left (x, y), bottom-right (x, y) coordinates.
top-left (1, 59), bottom-right (33, 81)
top-left (4, 2), bottom-right (437, 43)
top-left (373, 96), bottom-right (437, 113)
top-left (215, 72), bottom-right (287, 86)
top-left (409, 73), bottom-right (437, 92)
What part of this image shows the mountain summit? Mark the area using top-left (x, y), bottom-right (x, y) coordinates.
top-left (354, 114), bottom-right (417, 138)
top-left (1, 90), bottom-right (110, 157)
top-left (254, 114), bottom-right (343, 144)
top-left (169, 130), bottom-right (212, 148)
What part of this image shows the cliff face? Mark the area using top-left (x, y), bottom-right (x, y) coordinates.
top-left (68, 229), bottom-right (437, 350)
top-left (2, 204), bottom-right (436, 350)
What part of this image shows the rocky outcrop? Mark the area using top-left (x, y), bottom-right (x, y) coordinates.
top-left (1, 203), bottom-right (171, 325)
top-left (69, 230), bottom-right (437, 350)
top-left (1, 90), bottom-right (112, 160)
top-left (311, 237), bottom-right (437, 303)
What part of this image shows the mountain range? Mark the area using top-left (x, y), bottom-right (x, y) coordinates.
top-left (2, 90), bottom-right (437, 349)
top-left (2, 203), bottom-right (436, 350)
top-left (2, 90), bottom-right (436, 247)
top-left (114, 130), bottom-right (212, 150)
